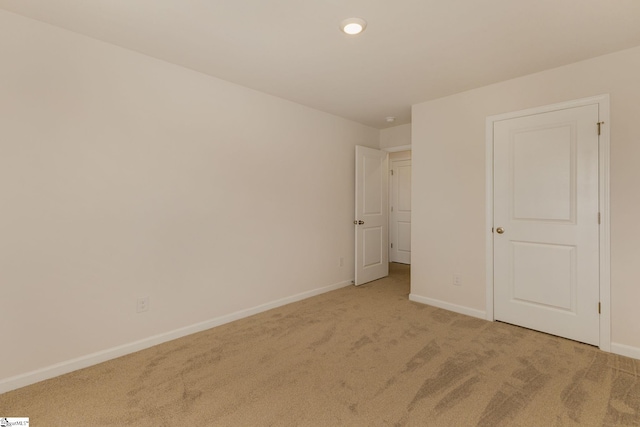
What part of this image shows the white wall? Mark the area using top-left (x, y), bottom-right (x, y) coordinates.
top-left (411, 45), bottom-right (640, 357)
top-left (0, 10), bottom-right (379, 390)
top-left (380, 124), bottom-right (411, 150)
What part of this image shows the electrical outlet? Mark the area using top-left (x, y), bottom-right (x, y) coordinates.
top-left (137, 296), bottom-right (150, 313)
top-left (339, 257), bottom-right (344, 267)
top-left (453, 274), bottom-right (462, 286)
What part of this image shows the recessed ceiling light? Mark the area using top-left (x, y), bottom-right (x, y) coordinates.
top-left (386, 117), bottom-right (396, 123)
top-left (340, 18), bottom-right (367, 35)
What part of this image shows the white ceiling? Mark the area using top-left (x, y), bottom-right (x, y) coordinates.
top-left (2, 0), bottom-right (640, 129)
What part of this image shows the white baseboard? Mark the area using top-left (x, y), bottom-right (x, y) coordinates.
top-left (408, 297), bottom-right (640, 361)
top-left (409, 294), bottom-right (486, 320)
top-left (0, 279), bottom-right (353, 395)
top-left (611, 342), bottom-right (640, 361)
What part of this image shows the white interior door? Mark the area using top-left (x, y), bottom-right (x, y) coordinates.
top-left (355, 146), bottom-right (389, 285)
top-left (390, 158), bottom-right (411, 264)
top-left (493, 104), bottom-right (600, 345)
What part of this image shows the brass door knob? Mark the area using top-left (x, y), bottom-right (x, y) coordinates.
top-left (496, 227), bottom-right (505, 234)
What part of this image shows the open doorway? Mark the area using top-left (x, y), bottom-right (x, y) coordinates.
top-left (389, 150), bottom-right (411, 265)
top-left (354, 145), bottom-right (411, 285)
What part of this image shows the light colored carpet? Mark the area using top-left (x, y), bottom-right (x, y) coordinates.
top-left (1, 263), bottom-right (639, 426)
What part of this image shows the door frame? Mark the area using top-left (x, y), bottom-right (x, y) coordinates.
top-left (383, 145), bottom-right (412, 266)
top-left (484, 94), bottom-right (610, 351)
top-left (389, 154), bottom-right (412, 264)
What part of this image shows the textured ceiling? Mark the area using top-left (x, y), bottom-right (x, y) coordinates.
top-left (2, 0), bottom-right (640, 128)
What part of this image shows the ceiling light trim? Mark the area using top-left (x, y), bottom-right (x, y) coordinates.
top-left (339, 18), bottom-right (367, 35)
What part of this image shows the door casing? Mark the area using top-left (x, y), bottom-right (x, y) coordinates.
top-left (485, 94), bottom-right (611, 351)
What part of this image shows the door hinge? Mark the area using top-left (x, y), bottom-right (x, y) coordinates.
top-left (598, 302), bottom-right (601, 314)
top-left (391, 206), bottom-right (394, 212)
top-left (597, 121), bottom-right (605, 136)
top-left (598, 212), bottom-right (601, 224)
top-left (391, 243), bottom-right (394, 248)
top-left (390, 169), bottom-right (394, 175)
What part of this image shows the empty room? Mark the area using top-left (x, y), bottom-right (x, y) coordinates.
top-left (1, 1), bottom-right (640, 425)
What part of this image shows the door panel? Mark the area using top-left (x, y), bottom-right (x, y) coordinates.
top-left (397, 222), bottom-right (411, 253)
top-left (364, 156), bottom-right (383, 214)
top-left (511, 242), bottom-right (575, 310)
top-left (494, 104), bottom-right (599, 345)
top-left (355, 146), bottom-right (388, 285)
top-left (512, 125), bottom-right (574, 221)
top-left (364, 227), bottom-right (383, 267)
